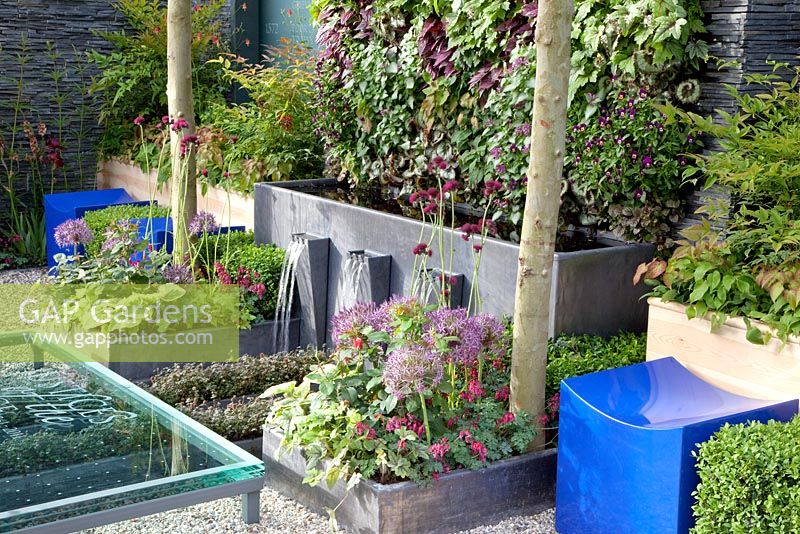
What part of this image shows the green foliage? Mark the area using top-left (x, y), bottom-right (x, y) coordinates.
top-left (267, 301), bottom-right (535, 487)
top-left (312, 0), bottom-right (706, 241)
top-left (0, 417), bottom-right (152, 477)
top-left (88, 0), bottom-right (229, 157)
top-left (545, 333), bottom-right (647, 401)
top-left (563, 85), bottom-right (695, 248)
top-left (195, 230), bottom-right (256, 275)
top-left (214, 241), bottom-right (286, 323)
top-left (645, 64), bottom-right (800, 343)
top-left (692, 417), bottom-right (800, 533)
top-left (195, 44), bottom-right (324, 191)
top-left (150, 350), bottom-right (321, 405)
top-left (82, 203), bottom-right (169, 257)
top-left (178, 397), bottom-right (275, 442)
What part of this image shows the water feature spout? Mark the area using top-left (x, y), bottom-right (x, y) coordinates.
top-left (272, 234), bottom-right (307, 353)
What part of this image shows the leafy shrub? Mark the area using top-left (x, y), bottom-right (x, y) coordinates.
top-left (693, 417), bottom-right (800, 533)
top-left (0, 234), bottom-right (29, 271)
top-left (544, 333), bottom-right (647, 428)
top-left (149, 350), bottom-right (321, 406)
top-left (312, 0), bottom-right (706, 241)
top-left (82, 203), bottom-right (169, 257)
top-left (88, 0), bottom-right (229, 157)
top-left (181, 397), bottom-right (273, 441)
top-left (196, 44), bottom-right (324, 191)
top-left (195, 230), bottom-right (256, 274)
top-left (268, 299), bottom-right (535, 486)
top-left (214, 242), bottom-right (285, 324)
top-left (643, 64), bottom-right (800, 343)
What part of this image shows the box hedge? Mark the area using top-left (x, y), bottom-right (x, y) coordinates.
top-left (692, 416), bottom-right (800, 533)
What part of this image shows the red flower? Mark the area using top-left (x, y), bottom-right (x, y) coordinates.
top-left (470, 440), bottom-right (488, 462)
top-left (496, 412), bottom-right (516, 426)
top-left (353, 337), bottom-right (363, 351)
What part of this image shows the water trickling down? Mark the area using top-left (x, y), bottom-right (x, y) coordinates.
top-left (272, 236), bottom-right (306, 353)
top-left (336, 251), bottom-right (368, 313)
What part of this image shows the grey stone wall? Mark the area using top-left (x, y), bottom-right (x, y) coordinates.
top-left (682, 0), bottom-right (800, 230)
top-left (0, 0), bottom-right (128, 219)
top-left (0, 0), bottom-right (234, 223)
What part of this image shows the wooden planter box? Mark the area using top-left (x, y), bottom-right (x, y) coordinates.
top-left (262, 428), bottom-right (556, 534)
top-left (646, 298), bottom-right (800, 400)
top-left (97, 159), bottom-right (255, 229)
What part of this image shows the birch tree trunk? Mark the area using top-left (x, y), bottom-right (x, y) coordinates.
top-left (167, 0), bottom-right (197, 262)
top-left (510, 0), bottom-right (574, 444)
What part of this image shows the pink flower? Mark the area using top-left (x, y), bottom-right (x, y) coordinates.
top-left (458, 429), bottom-right (473, 443)
top-left (412, 243), bottom-right (432, 256)
top-left (354, 337), bottom-right (364, 351)
top-left (470, 440), bottom-right (488, 462)
top-left (537, 413), bottom-right (550, 426)
top-left (483, 180), bottom-right (503, 197)
top-left (496, 412), bottom-right (516, 426)
top-left (442, 179), bottom-right (460, 193)
top-left (397, 438), bottom-right (407, 451)
top-left (495, 386), bottom-right (509, 401)
top-left (133, 116), bottom-right (145, 126)
top-left (468, 380), bottom-right (484, 399)
top-left (429, 438), bottom-right (450, 462)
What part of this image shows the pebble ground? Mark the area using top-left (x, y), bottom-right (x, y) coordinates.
top-left (81, 486), bottom-right (555, 534)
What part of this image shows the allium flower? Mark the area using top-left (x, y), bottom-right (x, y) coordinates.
top-left (54, 219), bottom-right (94, 249)
top-left (163, 263), bottom-right (194, 284)
top-left (330, 302), bottom-right (388, 345)
top-left (383, 345), bottom-right (444, 399)
top-left (188, 211), bottom-right (219, 236)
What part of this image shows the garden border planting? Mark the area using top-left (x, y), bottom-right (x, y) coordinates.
top-left (262, 428), bottom-right (556, 534)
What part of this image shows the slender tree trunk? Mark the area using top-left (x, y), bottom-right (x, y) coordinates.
top-left (167, 0), bottom-right (197, 262)
top-left (510, 0), bottom-right (574, 446)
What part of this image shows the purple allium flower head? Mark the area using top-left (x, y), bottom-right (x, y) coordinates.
top-left (163, 263), bottom-right (194, 284)
top-left (188, 211), bottom-right (219, 236)
top-left (54, 218), bottom-right (94, 249)
top-left (330, 302), bottom-right (386, 346)
top-left (383, 344), bottom-right (444, 399)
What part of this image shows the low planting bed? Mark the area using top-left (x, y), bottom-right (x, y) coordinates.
top-left (147, 350), bottom-right (321, 454)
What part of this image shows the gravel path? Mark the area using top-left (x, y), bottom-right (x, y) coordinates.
top-left (0, 267), bottom-right (48, 284)
top-left (81, 486), bottom-right (555, 534)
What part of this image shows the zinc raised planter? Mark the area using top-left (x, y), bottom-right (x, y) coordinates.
top-left (646, 298), bottom-right (800, 400)
top-left (262, 428), bottom-right (556, 534)
top-left (254, 180), bottom-right (653, 340)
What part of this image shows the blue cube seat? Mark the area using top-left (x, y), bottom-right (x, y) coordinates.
top-left (44, 189), bottom-right (150, 267)
top-left (130, 217), bottom-right (173, 252)
top-left (555, 357), bottom-right (798, 534)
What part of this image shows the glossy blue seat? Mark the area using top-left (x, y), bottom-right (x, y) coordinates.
top-left (555, 357), bottom-right (798, 533)
top-left (130, 217), bottom-right (173, 252)
top-left (44, 189), bottom-right (149, 267)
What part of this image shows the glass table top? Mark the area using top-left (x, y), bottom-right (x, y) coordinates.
top-left (0, 349), bottom-right (264, 532)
